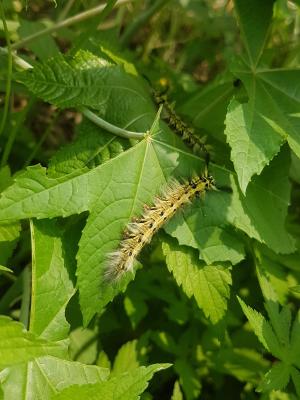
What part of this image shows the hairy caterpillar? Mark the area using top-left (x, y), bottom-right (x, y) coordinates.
top-left (105, 173), bottom-right (215, 281)
top-left (154, 91), bottom-right (211, 165)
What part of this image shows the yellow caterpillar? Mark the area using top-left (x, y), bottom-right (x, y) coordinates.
top-left (105, 173), bottom-right (215, 281)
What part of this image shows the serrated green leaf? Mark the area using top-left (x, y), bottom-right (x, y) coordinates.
top-left (48, 118), bottom-right (129, 177)
top-left (225, 98), bottom-right (283, 193)
top-left (30, 219), bottom-right (75, 341)
top-left (165, 194), bottom-right (245, 265)
top-left (226, 149), bottom-right (295, 254)
top-left (111, 340), bottom-right (140, 377)
top-left (17, 53), bottom-right (155, 131)
top-left (290, 286), bottom-right (300, 294)
top-left (0, 133), bottom-right (293, 324)
top-left (232, 59), bottom-right (300, 164)
top-left (290, 366), bottom-right (300, 398)
top-left (229, 2), bottom-right (300, 189)
top-left (0, 165), bottom-right (88, 221)
top-left (171, 381), bottom-right (183, 400)
top-left (255, 258), bottom-right (292, 352)
top-left (100, 46), bottom-right (137, 75)
top-left (255, 247), bottom-right (290, 304)
top-left (214, 347), bottom-right (269, 383)
top-left (237, 297), bottom-right (282, 359)
top-left (265, 303), bottom-right (291, 355)
top-left (51, 364), bottom-right (170, 400)
top-left (233, 0), bottom-right (274, 66)
top-left (0, 316), bottom-right (67, 369)
top-left (174, 358), bottom-right (201, 400)
top-left (96, 351), bottom-right (111, 370)
top-left (162, 237), bottom-right (232, 323)
top-left (257, 362), bottom-right (291, 393)
top-left (76, 139), bottom-right (173, 324)
top-left (0, 356), bottom-right (109, 400)
top-left (0, 131), bottom-right (205, 324)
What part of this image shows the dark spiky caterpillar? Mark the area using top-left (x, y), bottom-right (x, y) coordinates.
top-left (105, 173), bottom-right (215, 281)
top-left (154, 92), bottom-right (211, 164)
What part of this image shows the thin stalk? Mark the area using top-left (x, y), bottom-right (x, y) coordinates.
top-left (0, 47), bottom-right (33, 70)
top-left (57, 0), bottom-right (76, 22)
top-left (19, 266), bottom-right (31, 329)
top-left (81, 108), bottom-right (146, 139)
top-left (11, 0), bottom-right (131, 50)
top-left (121, 0), bottom-right (171, 46)
top-left (29, 220), bottom-right (35, 332)
top-left (0, 0), bottom-right (13, 138)
top-left (24, 110), bottom-right (60, 167)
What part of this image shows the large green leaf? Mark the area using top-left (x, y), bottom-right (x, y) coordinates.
top-left (51, 364), bottom-right (170, 400)
top-left (0, 135), bottom-right (294, 323)
top-left (17, 52), bottom-right (155, 131)
top-left (0, 317), bottom-right (67, 370)
top-left (233, 0), bottom-right (274, 67)
top-left (237, 297), bottom-right (282, 359)
top-left (225, 0), bottom-right (300, 192)
top-left (76, 137), bottom-right (179, 324)
top-left (174, 358), bottom-right (201, 400)
top-left (162, 237), bottom-right (232, 323)
top-left (225, 148), bottom-right (295, 254)
top-left (213, 348), bottom-right (269, 383)
top-left (29, 219), bottom-right (76, 341)
top-left (225, 97), bottom-right (283, 193)
top-left (226, 60), bottom-right (300, 192)
top-left (111, 340), bottom-right (140, 377)
top-left (258, 362), bottom-right (291, 393)
top-left (0, 356), bottom-right (109, 400)
top-left (171, 381), bottom-right (183, 400)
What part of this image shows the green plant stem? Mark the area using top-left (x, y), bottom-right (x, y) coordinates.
top-left (121, 0), bottom-right (171, 46)
top-left (0, 0), bottom-right (13, 138)
top-left (81, 108), bottom-right (146, 139)
top-left (24, 110), bottom-right (60, 167)
top-left (11, 0), bottom-right (131, 50)
top-left (57, 0), bottom-right (76, 22)
top-left (1, 97), bottom-right (35, 167)
top-left (0, 47), bottom-right (33, 70)
top-left (20, 266), bottom-right (31, 329)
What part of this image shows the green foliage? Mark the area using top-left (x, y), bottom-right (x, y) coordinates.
top-left (51, 364), bottom-right (170, 400)
top-left (162, 236), bottom-right (232, 323)
top-left (0, 0), bottom-right (299, 398)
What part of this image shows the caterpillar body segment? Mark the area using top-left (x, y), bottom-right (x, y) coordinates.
top-left (104, 174), bottom-right (215, 282)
